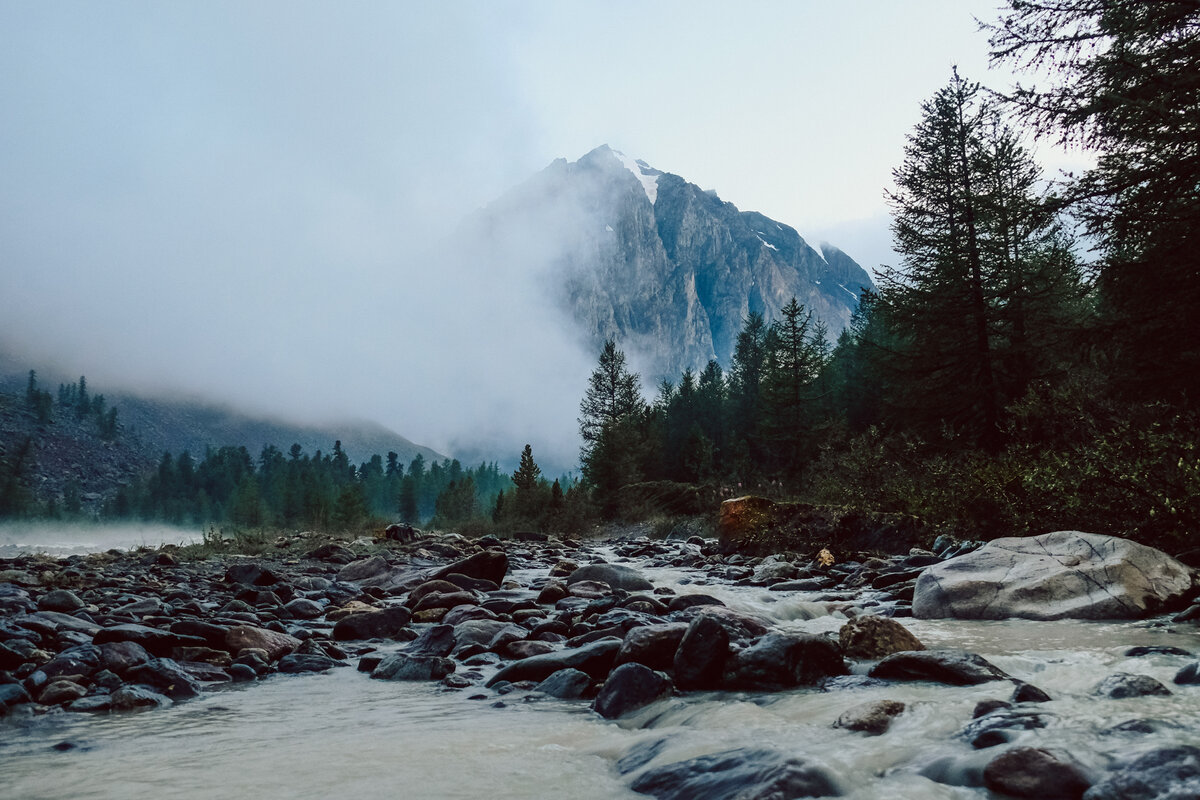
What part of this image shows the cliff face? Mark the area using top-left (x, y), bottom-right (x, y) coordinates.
top-left (474, 145), bottom-right (874, 380)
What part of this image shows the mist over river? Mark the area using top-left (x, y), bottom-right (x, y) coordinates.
top-left (3, 547), bottom-right (1199, 799)
top-left (0, 523), bottom-right (201, 558)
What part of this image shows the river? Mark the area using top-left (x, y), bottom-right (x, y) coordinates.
top-left (2, 545), bottom-right (1199, 798)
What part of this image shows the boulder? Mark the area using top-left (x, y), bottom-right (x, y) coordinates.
top-left (722, 633), bottom-right (847, 690)
top-left (673, 613), bottom-right (731, 691)
top-left (431, 550), bottom-right (508, 587)
top-left (278, 653), bottom-right (345, 673)
top-left (1083, 745), bottom-right (1200, 800)
top-left (983, 747), bottom-right (1092, 799)
top-left (869, 649), bottom-right (1010, 686)
top-left (224, 626), bottom-right (300, 660)
top-left (371, 653), bottom-right (455, 681)
top-left (93, 624), bottom-right (205, 657)
top-left (331, 606), bottom-right (412, 641)
top-left (1092, 672), bottom-right (1172, 699)
top-left (39, 679), bottom-right (88, 706)
top-left (835, 699), bottom-right (906, 736)
top-left (337, 555), bottom-right (390, 583)
top-left (838, 615), bottom-right (925, 660)
top-left (616, 623), bottom-right (689, 672)
top-left (629, 747), bottom-right (842, 800)
top-left (110, 685), bottom-right (172, 710)
top-left (913, 531), bottom-right (1195, 620)
top-left (124, 657), bottom-right (203, 699)
top-left (37, 589), bottom-right (86, 613)
top-left (566, 564), bottom-right (653, 592)
top-left (485, 638), bottom-right (621, 687)
top-left (593, 663), bottom-right (672, 719)
top-left (536, 668), bottom-right (593, 699)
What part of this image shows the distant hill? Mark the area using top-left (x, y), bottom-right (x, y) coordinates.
top-left (0, 359), bottom-right (444, 516)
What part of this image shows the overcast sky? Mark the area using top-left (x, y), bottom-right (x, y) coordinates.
top-left (0, 1), bottom-right (1085, 469)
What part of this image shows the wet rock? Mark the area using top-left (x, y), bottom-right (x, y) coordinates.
top-left (431, 550), bottom-right (508, 587)
top-left (371, 652), bottom-right (455, 681)
top-left (229, 663), bottom-right (257, 682)
top-left (963, 708), bottom-right (1050, 748)
top-left (723, 632), bottom-right (847, 690)
top-left (39, 679), bottom-right (88, 705)
top-left (913, 531), bottom-right (1195, 621)
top-left (617, 738), bottom-right (668, 774)
top-left (1083, 745), bottom-right (1200, 799)
top-left (111, 597), bottom-right (169, 617)
top-left (303, 542), bottom-right (356, 563)
top-left (225, 563), bottom-right (281, 586)
top-left (405, 579), bottom-right (464, 608)
top-left (666, 594), bottom-right (724, 613)
top-left (404, 624), bottom-right (456, 657)
top-left (616, 623), bottom-right (689, 672)
top-left (673, 613), bottom-right (730, 691)
top-left (124, 657), bottom-right (202, 699)
top-left (834, 699), bottom-right (905, 735)
top-left (225, 625), bottom-right (300, 660)
top-left (441, 573), bottom-right (499, 593)
top-left (1092, 672), bottom-right (1172, 699)
top-left (277, 653), bottom-right (345, 673)
top-left (536, 668), bottom-right (592, 699)
top-left (1124, 645), bottom-right (1191, 658)
top-left (838, 615), bottom-right (925, 660)
top-left (93, 624), bottom-right (204, 657)
top-left (869, 649), bottom-right (1010, 686)
top-left (0, 682), bottom-right (32, 713)
top-left (233, 650), bottom-right (271, 675)
top-left (331, 606), bottom-right (412, 641)
top-left (0, 584), bottom-right (34, 614)
top-left (537, 582), bottom-right (568, 605)
top-left (67, 695), bottom-right (114, 712)
top-left (1012, 681), bottom-right (1052, 703)
top-left (337, 555), bottom-right (390, 583)
top-left (670, 605), bottom-right (771, 642)
top-left (452, 619), bottom-right (524, 652)
top-left (567, 564), bottom-right (653, 592)
top-left (594, 663), bottom-right (672, 719)
top-left (169, 620), bottom-right (229, 649)
top-left (983, 747), bottom-right (1092, 799)
top-left (1174, 662), bottom-right (1200, 685)
top-left (110, 684), bottom-right (172, 710)
top-left (486, 638), bottom-right (622, 687)
top-left (99, 640), bottom-right (152, 674)
top-left (442, 605), bottom-right (497, 626)
top-left (412, 590), bottom-right (478, 614)
top-left (501, 640), bottom-right (556, 660)
top-left (42, 644), bottom-right (102, 679)
top-left (38, 589), bottom-right (86, 613)
top-left (0, 641), bottom-right (27, 670)
top-left (283, 598), bottom-right (324, 620)
top-left (26, 610), bottom-right (100, 637)
top-left (629, 747), bottom-right (842, 800)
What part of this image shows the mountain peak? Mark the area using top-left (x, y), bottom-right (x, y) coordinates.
top-left (580, 144), bottom-right (661, 203)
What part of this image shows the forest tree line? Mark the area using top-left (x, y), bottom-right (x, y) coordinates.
top-left (577, 2), bottom-right (1200, 547)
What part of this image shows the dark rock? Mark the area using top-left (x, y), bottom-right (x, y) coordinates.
top-left (629, 747), bottom-right (842, 800)
top-left (225, 626), bottom-right (300, 660)
top-left (616, 624), bottom-right (688, 672)
top-left (38, 589), bottom-right (86, 613)
top-left (974, 699), bottom-right (1013, 718)
top-left (278, 653), bottom-right (345, 673)
top-left (617, 738), bottom-right (669, 774)
top-left (567, 564), bottom-right (653, 592)
top-left (486, 638), bottom-right (622, 687)
top-left (93, 624), bottom-right (204, 657)
top-left (337, 555), bottom-right (390, 583)
top-left (1175, 662), bottom-right (1200, 685)
top-left (110, 684), bottom-right (172, 710)
top-left (169, 620), bottom-right (229, 649)
top-left (413, 591), bottom-right (478, 614)
top-left (452, 620), bottom-right (525, 653)
top-left (233, 650), bottom-right (271, 675)
top-left (0, 681), bottom-right (32, 713)
top-left (405, 579), bottom-right (463, 608)
top-left (536, 668), bottom-right (593, 699)
top-left (1092, 672), bottom-right (1172, 699)
top-left (669, 605), bottom-right (770, 642)
top-left (331, 606), bottom-right (412, 641)
top-left (404, 624), bottom-right (456, 657)
top-left (229, 663), bottom-right (257, 682)
top-left (869, 649), bottom-right (1010, 686)
top-left (441, 573), bottom-right (500, 593)
top-left (0, 641), bottom-right (26, 670)
top-left (371, 653), bottom-right (455, 681)
top-left (42, 644), bottom-right (102, 679)
top-left (665, 594), bottom-right (725, 613)
top-left (673, 613), bottom-right (730, 691)
top-left (225, 563), bottom-right (280, 586)
top-left (431, 550), bottom-right (508, 587)
top-left (594, 663), bottom-right (672, 719)
top-left (99, 640), bottom-right (152, 674)
top-left (838, 615), bottom-right (925, 660)
top-left (1012, 681), bottom-right (1052, 703)
top-left (124, 657), bottom-right (202, 699)
top-left (25, 610), bottom-right (100, 636)
top-left (723, 632), bottom-right (847, 690)
top-left (983, 747), bottom-right (1092, 799)
top-left (962, 709), bottom-right (1049, 749)
top-left (1124, 645), bottom-right (1191, 658)
top-left (67, 695), bottom-right (114, 712)
top-left (283, 598), bottom-right (324, 620)
top-left (1082, 745), bottom-right (1200, 800)
top-left (303, 543), bottom-right (356, 564)
top-left (39, 679), bottom-right (88, 705)
top-left (834, 699), bottom-right (905, 735)
top-left (502, 640), bottom-right (556, 660)
top-left (383, 523), bottom-right (416, 542)
top-left (537, 582), bottom-right (568, 605)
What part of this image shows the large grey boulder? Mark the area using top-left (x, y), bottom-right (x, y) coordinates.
top-left (913, 531), bottom-right (1195, 620)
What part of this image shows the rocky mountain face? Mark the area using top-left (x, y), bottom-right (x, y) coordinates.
top-left (473, 144), bottom-right (874, 379)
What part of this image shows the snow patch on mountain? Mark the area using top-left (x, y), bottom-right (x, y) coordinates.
top-left (612, 149), bottom-right (659, 204)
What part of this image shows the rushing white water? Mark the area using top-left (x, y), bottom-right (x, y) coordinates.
top-left (3, 554), bottom-right (1200, 799)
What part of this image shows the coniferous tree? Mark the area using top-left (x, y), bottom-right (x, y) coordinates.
top-left (579, 340), bottom-right (646, 511)
top-left (987, 0), bottom-right (1200, 400)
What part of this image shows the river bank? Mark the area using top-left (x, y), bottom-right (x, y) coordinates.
top-left (2, 527), bottom-right (1200, 798)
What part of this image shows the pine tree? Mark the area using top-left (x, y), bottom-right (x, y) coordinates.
top-left (987, 0), bottom-right (1200, 400)
top-left (578, 339), bottom-right (646, 509)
